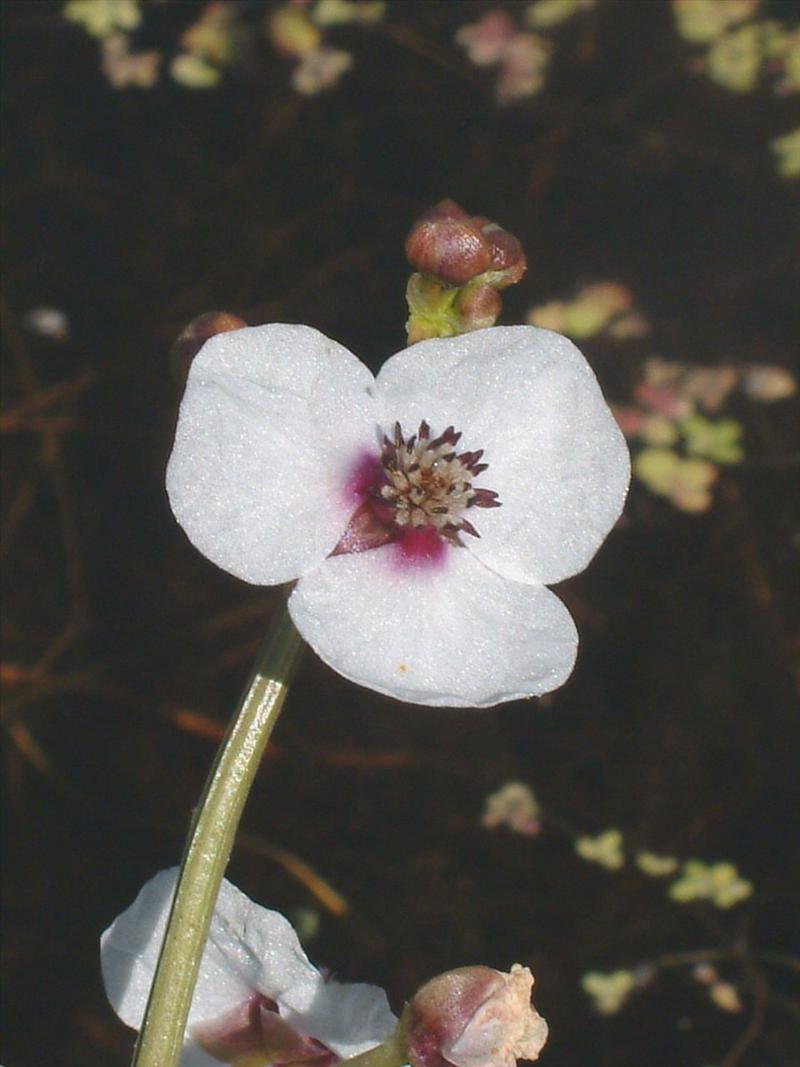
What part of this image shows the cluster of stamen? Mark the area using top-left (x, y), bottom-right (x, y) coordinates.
top-left (378, 420), bottom-right (501, 545)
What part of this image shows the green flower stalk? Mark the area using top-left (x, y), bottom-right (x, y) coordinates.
top-left (132, 605), bottom-right (302, 1067)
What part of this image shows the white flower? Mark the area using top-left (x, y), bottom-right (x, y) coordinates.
top-left (166, 323), bottom-right (629, 707)
top-left (101, 869), bottom-right (397, 1067)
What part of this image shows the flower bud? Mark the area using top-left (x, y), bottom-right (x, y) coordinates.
top-left (405, 201), bottom-right (526, 290)
top-left (170, 310), bottom-right (247, 386)
top-left (480, 224), bottom-right (526, 285)
top-left (420, 198), bottom-right (471, 223)
top-left (455, 283), bottom-right (502, 332)
top-left (402, 964), bottom-right (548, 1067)
top-left (405, 218), bottom-right (493, 287)
top-left (404, 201), bottom-right (527, 342)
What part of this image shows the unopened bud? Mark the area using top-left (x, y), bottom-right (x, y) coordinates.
top-left (455, 283), bottom-right (502, 331)
top-left (420, 199), bottom-right (471, 223)
top-left (405, 201), bottom-right (527, 289)
top-left (404, 201), bottom-right (527, 343)
top-left (170, 310), bottom-right (247, 385)
top-left (405, 218), bottom-right (493, 287)
top-left (481, 224), bottom-right (526, 285)
top-left (401, 964), bottom-right (548, 1067)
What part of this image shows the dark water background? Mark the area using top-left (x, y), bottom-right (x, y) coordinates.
top-left (2, 2), bottom-right (799, 1065)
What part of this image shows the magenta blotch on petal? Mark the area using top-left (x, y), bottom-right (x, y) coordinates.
top-left (394, 525), bottom-right (448, 569)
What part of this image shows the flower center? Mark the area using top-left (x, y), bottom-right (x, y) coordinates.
top-left (192, 993), bottom-right (338, 1067)
top-left (379, 421), bottom-right (500, 545)
top-left (334, 421), bottom-right (501, 559)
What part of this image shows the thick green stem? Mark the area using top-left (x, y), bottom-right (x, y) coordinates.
top-left (132, 604), bottom-right (303, 1067)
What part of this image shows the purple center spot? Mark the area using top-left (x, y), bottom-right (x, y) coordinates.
top-left (344, 451), bottom-right (385, 506)
top-left (394, 526), bottom-right (448, 570)
top-left (336, 427), bottom-right (496, 562)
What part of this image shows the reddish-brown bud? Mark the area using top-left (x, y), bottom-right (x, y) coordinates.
top-left (481, 225), bottom-right (526, 283)
top-left (455, 283), bottom-right (502, 331)
top-left (406, 201), bottom-right (526, 290)
top-left (405, 219), bottom-right (493, 286)
top-left (420, 198), bottom-right (471, 223)
top-left (170, 310), bottom-right (247, 386)
top-left (403, 964), bottom-right (548, 1067)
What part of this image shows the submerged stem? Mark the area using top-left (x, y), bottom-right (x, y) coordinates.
top-left (132, 604), bottom-right (303, 1067)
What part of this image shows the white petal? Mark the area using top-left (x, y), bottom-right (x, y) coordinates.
top-left (101, 869), bottom-right (320, 1036)
top-left (166, 324), bottom-right (378, 585)
top-left (288, 548), bottom-right (578, 706)
top-left (102, 869), bottom-right (247, 1036)
top-left (374, 326), bottom-right (630, 585)
top-left (211, 884), bottom-right (322, 1010)
top-left (281, 978), bottom-right (398, 1057)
